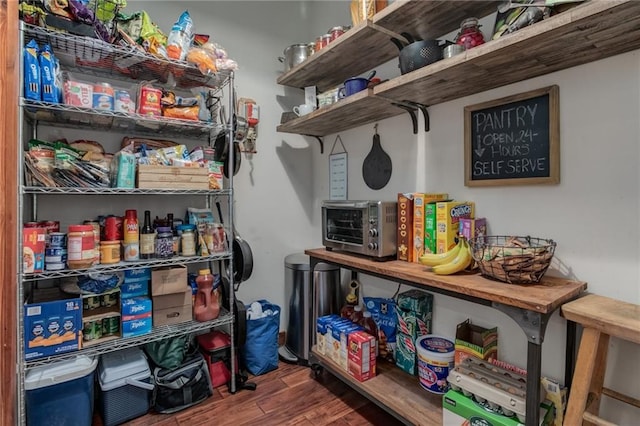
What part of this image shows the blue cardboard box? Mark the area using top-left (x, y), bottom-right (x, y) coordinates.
top-left (120, 280), bottom-right (149, 299)
top-left (24, 297), bottom-right (82, 360)
top-left (121, 296), bottom-right (152, 321)
top-left (124, 268), bottom-right (151, 283)
top-left (121, 315), bottom-right (152, 337)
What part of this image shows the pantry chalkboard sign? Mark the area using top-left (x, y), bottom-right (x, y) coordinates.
top-left (464, 86), bottom-right (559, 187)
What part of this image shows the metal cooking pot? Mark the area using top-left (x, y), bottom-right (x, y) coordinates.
top-left (278, 44), bottom-right (312, 72)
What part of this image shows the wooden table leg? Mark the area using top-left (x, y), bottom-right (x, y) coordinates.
top-left (584, 333), bottom-right (610, 426)
top-left (565, 327), bottom-right (603, 424)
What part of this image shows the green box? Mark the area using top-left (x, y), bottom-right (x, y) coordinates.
top-left (442, 389), bottom-right (554, 426)
top-left (424, 202), bottom-right (438, 254)
top-left (396, 290), bottom-right (432, 340)
top-left (395, 332), bottom-right (417, 375)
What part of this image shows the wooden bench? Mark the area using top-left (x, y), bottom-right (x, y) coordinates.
top-left (561, 294), bottom-right (640, 425)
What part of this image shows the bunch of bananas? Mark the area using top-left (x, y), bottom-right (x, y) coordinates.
top-left (418, 237), bottom-right (472, 275)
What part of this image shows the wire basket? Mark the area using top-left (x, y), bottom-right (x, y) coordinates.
top-left (469, 236), bottom-right (556, 284)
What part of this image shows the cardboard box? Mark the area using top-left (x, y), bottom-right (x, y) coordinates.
top-left (316, 314), bottom-right (340, 355)
top-left (153, 289), bottom-right (193, 326)
top-left (151, 265), bottom-right (188, 296)
top-left (424, 202), bottom-right (439, 255)
top-left (137, 165), bottom-right (209, 190)
top-left (397, 193), bottom-right (414, 261)
top-left (443, 389), bottom-right (554, 426)
top-left (412, 193), bottom-right (449, 262)
top-left (121, 315), bottom-right (152, 337)
top-left (396, 290), bottom-right (433, 340)
top-left (23, 227), bottom-right (46, 273)
top-left (395, 332), bottom-right (417, 375)
top-left (436, 201), bottom-right (475, 253)
top-left (121, 296), bottom-right (152, 321)
top-left (24, 295), bottom-right (82, 360)
top-left (459, 218), bottom-right (487, 244)
top-left (120, 279), bottom-right (149, 299)
top-left (455, 319), bottom-right (498, 365)
top-left (347, 331), bottom-right (376, 382)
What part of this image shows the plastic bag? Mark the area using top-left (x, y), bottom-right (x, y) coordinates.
top-left (167, 10), bottom-right (194, 61)
top-left (242, 300), bottom-right (280, 375)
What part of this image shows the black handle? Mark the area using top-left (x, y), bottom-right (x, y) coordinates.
top-left (401, 32), bottom-right (417, 43)
top-left (390, 37), bottom-right (405, 51)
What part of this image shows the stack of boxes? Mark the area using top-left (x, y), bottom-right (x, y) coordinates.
top-left (411, 193), bottom-right (449, 261)
top-left (395, 289), bottom-right (433, 375)
top-left (121, 269), bottom-right (152, 337)
top-left (151, 266), bottom-right (192, 326)
top-left (316, 314), bottom-right (376, 382)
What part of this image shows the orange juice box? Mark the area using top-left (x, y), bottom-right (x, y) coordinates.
top-left (459, 218), bottom-right (487, 245)
top-left (436, 201), bottom-right (475, 253)
top-left (412, 193), bottom-right (448, 262)
top-left (397, 193), bottom-right (414, 262)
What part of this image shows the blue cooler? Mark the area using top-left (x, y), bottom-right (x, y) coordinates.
top-left (25, 355), bottom-right (98, 426)
top-left (98, 347), bottom-right (153, 426)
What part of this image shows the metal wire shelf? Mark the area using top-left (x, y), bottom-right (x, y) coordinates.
top-left (22, 252), bottom-right (232, 281)
top-left (22, 99), bottom-right (224, 139)
top-left (23, 23), bottom-right (232, 90)
top-left (22, 186), bottom-right (232, 196)
top-left (24, 312), bottom-right (233, 368)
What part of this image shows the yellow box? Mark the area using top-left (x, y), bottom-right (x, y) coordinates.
top-left (412, 193), bottom-right (449, 262)
top-left (436, 201), bottom-right (475, 253)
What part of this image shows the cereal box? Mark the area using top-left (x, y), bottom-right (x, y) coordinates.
top-left (412, 193), bottom-right (449, 262)
top-left (459, 218), bottom-right (487, 244)
top-left (397, 193), bottom-right (414, 261)
top-left (347, 331), bottom-right (376, 382)
top-left (340, 324), bottom-right (363, 370)
top-left (63, 80), bottom-right (93, 108)
top-left (424, 201), bottom-right (440, 255)
top-left (23, 227), bottom-right (46, 273)
top-left (436, 201), bottom-right (475, 253)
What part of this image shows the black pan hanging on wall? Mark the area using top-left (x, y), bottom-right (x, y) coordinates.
top-left (362, 124), bottom-right (392, 190)
top-left (214, 104), bottom-right (241, 178)
top-left (216, 202), bottom-right (253, 287)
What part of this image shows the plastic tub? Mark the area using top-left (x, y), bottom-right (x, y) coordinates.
top-left (25, 355), bottom-right (98, 426)
top-left (416, 335), bottom-right (455, 394)
top-left (98, 347), bottom-right (153, 426)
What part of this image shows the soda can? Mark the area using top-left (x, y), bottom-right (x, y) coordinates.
top-left (104, 216), bottom-right (121, 241)
top-left (102, 316), bottom-right (120, 335)
top-left (83, 296), bottom-right (100, 311)
top-left (82, 320), bottom-right (97, 341)
top-left (101, 292), bottom-right (118, 308)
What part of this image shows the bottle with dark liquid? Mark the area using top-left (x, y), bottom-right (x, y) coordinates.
top-left (139, 210), bottom-right (155, 259)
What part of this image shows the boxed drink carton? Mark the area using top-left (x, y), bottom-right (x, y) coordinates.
top-left (412, 193), bottom-right (449, 262)
top-left (395, 332), bottom-right (418, 375)
top-left (443, 389), bottom-right (554, 426)
top-left (347, 331), bottom-right (376, 382)
top-left (459, 218), bottom-right (487, 244)
top-left (436, 201), bottom-right (475, 253)
top-left (454, 319), bottom-right (498, 365)
top-left (397, 193), bottom-right (414, 261)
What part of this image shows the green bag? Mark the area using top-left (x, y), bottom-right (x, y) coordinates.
top-left (144, 335), bottom-right (190, 370)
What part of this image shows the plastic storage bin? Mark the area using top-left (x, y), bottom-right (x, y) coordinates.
top-left (25, 355), bottom-right (98, 426)
top-left (98, 347), bottom-right (154, 426)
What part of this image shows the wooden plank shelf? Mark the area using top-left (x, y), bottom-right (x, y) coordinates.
top-left (276, 89), bottom-right (405, 137)
top-left (276, 1), bottom-right (498, 92)
top-left (310, 347), bottom-right (443, 426)
top-left (375, 0), bottom-right (640, 107)
top-left (305, 248), bottom-right (586, 314)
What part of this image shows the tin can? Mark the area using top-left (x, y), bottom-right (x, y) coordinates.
top-left (24, 222), bottom-right (40, 228)
top-left (39, 220), bottom-right (60, 234)
top-left (101, 292), bottom-right (118, 308)
top-left (102, 316), bottom-right (120, 336)
top-left (48, 232), bottom-right (66, 247)
top-left (83, 295), bottom-right (100, 311)
top-left (82, 320), bottom-right (101, 341)
top-left (100, 241), bottom-right (121, 264)
top-left (114, 90), bottom-right (133, 113)
top-left (45, 262), bottom-right (65, 271)
top-left (104, 216), bottom-right (122, 241)
top-left (92, 82), bottom-right (114, 111)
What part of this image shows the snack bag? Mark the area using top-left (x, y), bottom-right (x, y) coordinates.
top-left (363, 297), bottom-right (398, 361)
top-left (24, 40), bottom-right (40, 101)
top-left (167, 10), bottom-right (194, 61)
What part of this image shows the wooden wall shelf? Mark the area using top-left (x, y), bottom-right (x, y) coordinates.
top-left (277, 0), bottom-right (640, 138)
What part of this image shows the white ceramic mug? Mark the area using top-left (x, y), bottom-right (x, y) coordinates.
top-left (293, 104), bottom-right (315, 116)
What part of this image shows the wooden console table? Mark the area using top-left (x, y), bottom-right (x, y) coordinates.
top-left (305, 248), bottom-right (587, 426)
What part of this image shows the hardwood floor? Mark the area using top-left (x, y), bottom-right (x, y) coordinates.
top-left (123, 361), bottom-right (405, 426)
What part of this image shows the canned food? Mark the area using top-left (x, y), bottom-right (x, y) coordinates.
top-left (104, 216), bottom-right (122, 241)
top-left (83, 295), bottom-right (100, 311)
top-left (137, 86), bottom-right (162, 117)
top-left (101, 292), bottom-right (118, 308)
top-left (23, 222), bottom-right (40, 228)
top-left (48, 232), bottom-right (66, 247)
top-left (39, 220), bottom-right (60, 234)
top-left (114, 90), bottom-right (133, 113)
top-left (82, 320), bottom-right (101, 341)
top-left (102, 316), bottom-right (120, 336)
top-left (93, 82), bottom-right (114, 111)
top-left (45, 262), bottom-right (65, 271)
top-left (45, 255), bottom-right (67, 264)
top-left (45, 247), bottom-right (67, 257)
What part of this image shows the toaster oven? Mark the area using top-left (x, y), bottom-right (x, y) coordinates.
top-left (322, 200), bottom-right (397, 259)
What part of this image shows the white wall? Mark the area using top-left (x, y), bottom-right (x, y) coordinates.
top-left (37, 1), bottom-right (639, 423)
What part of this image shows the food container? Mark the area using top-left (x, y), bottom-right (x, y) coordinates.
top-left (100, 241), bottom-right (121, 264)
top-left (455, 17), bottom-right (485, 49)
top-left (329, 26), bottom-right (345, 42)
top-left (93, 82), bottom-right (114, 111)
top-left (443, 43), bottom-right (465, 58)
top-left (279, 44), bottom-right (312, 72)
top-left (67, 224), bottom-right (96, 269)
top-left (137, 86), bottom-right (162, 117)
top-left (114, 90), bottom-right (133, 113)
top-left (416, 335), bottom-right (455, 394)
top-left (321, 34), bottom-right (332, 48)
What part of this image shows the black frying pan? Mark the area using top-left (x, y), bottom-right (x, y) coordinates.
top-left (215, 106), bottom-right (241, 178)
top-left (216, 202), bottom-right (253, 286)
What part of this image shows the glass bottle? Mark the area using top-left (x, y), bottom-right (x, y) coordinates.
top-left (167, 213), bottom-right (178, 255)
top-left (155, 226), bottom-right (174, 259)
top-left (455, 17), bottom-right (485, 49)
top-left (350, 304), bottom-right (363, 324)
top-left (139, 210), bottom-right (155, 259)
